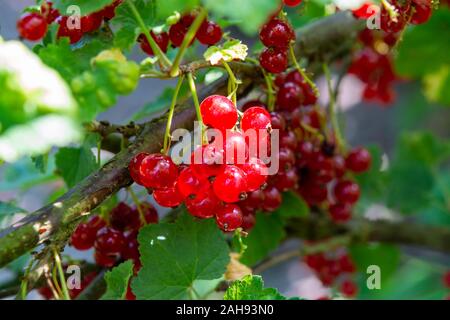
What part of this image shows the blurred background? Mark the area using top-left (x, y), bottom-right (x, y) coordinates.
top-left (1, 0), bottom-right (449, 300)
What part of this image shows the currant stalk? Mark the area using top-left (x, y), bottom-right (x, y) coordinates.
top-left (126, 0), bottom-right (172, 69)
top-left (222, 60), bottom-right (240, 105)
top-left (170, 8), bottom-right (207, 77)
top-left (322, 63), bottom-right (345, 151)
top-left (53, 249), bottom-right (71, 300)
top-left (163, 75), bottom-right (185, 153)
top-left (288, 43), bottom-right (319, 96)
top-left (262, 69), bottom-right (276, 111)
top-left (187, 72), bottom-right (206, 143)
top-left (128, 187), bottom-right (146, 225)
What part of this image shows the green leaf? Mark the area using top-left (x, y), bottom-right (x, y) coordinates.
top-left (224, 275), bottom-right (286, 300)
top-left (395, 9), bottom-right (450, 106)
top-left (55, 144), bottom-right (97, 188)
top-left (111, 0), bottom-right (156, 51)
top-left (239, 213), bottom-right (285, 266)
top-left (0, 202), bottom-right (27, 217)
top-left (155, 0), bottom-right (198, 21)
top-left (101, 260), bottom-right (134, 300)
top-left (52, 0), bottom-right (115, 16)
top-left (132, 212), bottom-right (230, 299)
top-left (204, 0), bottom-right (279, 35)
top-left (274, 192), bottom-right (309, 218)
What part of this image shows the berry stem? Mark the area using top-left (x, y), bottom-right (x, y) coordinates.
top-left (322, 63), bottom-right (345, 151)
top-left (53, 249), bottom-right (71, 300)
top-left (187, 72), bottom-right (206, 143)
top-left (262, 69), bottom-right (276, 111)
top-left (163, 74), bottom-right (185, 154)
top-left (170, 8), bottom-right (207, 77)
top-left (288, 43), bottom-right (319, 97)
top-left (18, 258), bottom-right (34, 300)
top-left (126, 0), bottom-right (172, 69)
top-left (222, 60), bottom-right (239, 105)
top-left (128, 187), bottom-right (146, 225)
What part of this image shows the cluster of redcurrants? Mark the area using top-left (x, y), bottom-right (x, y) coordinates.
top-left (268, 69), bottom-right (371, 223)
top-left (70, 202), bottom-right (158, 270)
top-left (138, 12), bottom-right (223, 57)
top-left (129, 95), bottom-right (273, 232)
top-left (304, 251), bottom-right (358, 298)
top-left (258, 16), bottom-right (296, 74)
top-left (17, 0), bottom-right (122, 43)
top-left (348, 0), bottom-right (436, 104)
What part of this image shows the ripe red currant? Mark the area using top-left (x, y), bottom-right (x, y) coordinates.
top-left (260, 18), bottom-right (295, 48)
top-left (270, 112), bottom-right (287, 131)
top-left (274, 168), bottom-right (299, 191)
top-left (221, 131), bottom-right (249, 164)
top-left (185, 188), bottom-right (220, 219)
top-left (277, 82), bottom-right (304, 111)
top-left (169, 22), bottom-right (187, 47)
top-left (262, 186), bottom-right (282, 212)
top-left (81, 12), bottom-right (103, 33)
top-left (140, 201), bottom-right (159, 225)
top-left (238, 157), bottom-right (268, 192)
top-left (17, 13), bottom-right (48, 41)
top-left (346, 147), bottom-right (371, 173)
top-left (153, 182), bottom-right (184, 208)
top-left (338, 254), bottom-right (356, 273)
top-left (121, 232), bottom-right (139, 262)
top-left (241, 107), bottom-right (272, 133)
top-left (329, 203), bottom-right (352, 223)
top-left (283, 0), bottom-right (303, 7)
top-left (196, 20), bottom-right (223, 45)
top-left (139, 153), bottom-right (179, 189)
top-left (129, 152), bottom-right (149, 185)
top-left (340, 280), bottom-right (358, 298)
top-left (138, 31), bottom-right (169, 56)
top-left (94, 250), bottom-right (117, 268)
top-left (215, 204), bottom-right (243, 232)
top-left (94, 227), bottom-right (126, 255)
top-left (190, 144), bottom-right (224, 179)
top-left (213, 165), bottom-right (248, 203)
top-left (56, 16), bottom-right (83, 44)
top-left (411, 0), bottom-right (432, 25)
top-left (71, 223), bottom-right (97, 250)
top-left (200, 95), bottom-right (238, 130)
top-left (177, 166), bottom-right (209, 198)
top-left (240, 189), bottom-right (265, 212)
top-left (259, 47), bottom-right (288, 74)
top-left (334, 180), bottom-right (360, 204)
top-left (109, 202), bottom-right (138, 231)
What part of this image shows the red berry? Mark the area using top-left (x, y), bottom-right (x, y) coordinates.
top-left (241, 100), bottom-right (267, 112)
top-left (153, 182), bottom-right (184, 208)
top-left (340, 280), bottom-right (358, 298)
top-left (17, 13), bottom-right (48, 41)
top-left (129, 152), bottom-right (149, 185)
top-left (260, 18), bottom-right (295, 48)
top-left (71, 223), bottom-right (96, 250)
top-left (177, 166), bottom-right (209, 198)
top-left (121, 232), bottom-right (139, 262)
top-left (200, 95), bottom-right (238, 130)
top-left (240, 189), bottom-right (265, 212)
top-left (190, 144), bottom-right (224, 179)
top-left (411, 0), bottom-right (432, 25)
top-left (215, 204), bottom-right (243, 232)
top-left (259, 47), bottom-right (288, 74)
top-left (56, 16), bottom-right (83, 44)
top-left (81, 12), bottom-right (103, 33)
top-left (185, 188), bottom-right (220, 219)
top-left (220, 131), bottom-right (248, 164)
top-left (41, 1), bottom-right (60, 24)
top-left (380, 5), bottom-right (406, 33)
top-left (283, 0), bottom-right (302, 7)
top-left (262, 186), bottom-right (282, 212)
top-left (109, 202), bottom-right (138, 231)
top-left (339, 254), bottom-right (356, 273)
top-left (277, 147), bottom-right (296, 170)
top-left (94, 250), bottom-right (117, 268)
top-left (196, 20), bottom-right (222, 45)
top-left (139, 153), bottom-right (179, 189)
top-left (280, 131), bottom-right (298, 150)
top-left (304, 253), bottom-right (326, 270)
top-left (213, 165), bottom-right (248, 203)
top-left (333, 155), bottom-right (346, 178)
top-left (277, 82), bottom-right (304, 111)
top-left (241, 212), bottom-right (256, 231)
top-left (270, 112), bottom-right (287, 131)
top-left (87, 216), bottom-right (106, 232)
top-left (241, 107), bottom-right (272, 133)
top-left (94, 227), bottom-right (125, 255)
top-left (298, 181), bottom-right (328, 206)
top-left (101, 0), bottom-right (122, 20)
top-left (296, 141), bottom-right (314, 166)
top-left (274, 168), bottom-right (299, 191)
top-left (138, 31), bottom-right (169, 56)
top-left (169, 22), bottom-right (188, 47)
top-left (334, 180), bottom-right (360, 204)
top-left (346, 147), bottom-right (371, 173)
top-left (238, 157), bottom-right (268, 192)
top-left (329, 203), bottom-right (352, 223)
top-left (140, 202), bottom-right (159, 225)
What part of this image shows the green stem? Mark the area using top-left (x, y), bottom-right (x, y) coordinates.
top-left (322, 63), bottom-right (345, 150)
top-left (128, 187), bottom-right (146, 225)
top-left (163, 75), bottom-right (185, 154)
top-left (127, 0), bottom-right (172, 69)
top-left (187, 73), bottom-right (205, 144)
top-left (53, 249), bottom-right (70, 300)
top-left (97, 139), bottom-right (102, 168)
top-left (170, 8), bottom-right (207, 77)
top-left (262, 69), bottom-right (275, 111)
top-left (288, 43), bottom-right (319, 96)
top-left (222, 60), bottom-right (239, 105)
top-left (18, 258), bottom-right (34, 300)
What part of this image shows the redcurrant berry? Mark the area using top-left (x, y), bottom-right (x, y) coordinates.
top-left (71, 223), bottom-right (96, 250)
top-left (94, 227), bottom-right (126, 255)
top-left (215, 204), bottom-right (243, 232)
top-left (17, 13), bottom-right (48, 41)
top-left (238, 157), bottom-right (268, 192)
top-left (260, 18), bottom-right (295, 48)
top-left (94, 250), bottom-right (117, 268)
top-left (213, 165), bottom-right (248, 203)
top-left (262, 186), bottom-right (282, 212)
top-left (346, 147), bottom-right (371, 173)
top-left (139, 153), bottom-right (179, 189)
top-left (129, 152), bottom-right (149, 185)
top-left (277, 82), bottom-right (304, 111)
top-left (340, 280), bottom-right (358, 298)
top-left (241, 107), bottom-right (272, 133)
top-left (177, 166), bottom-right (209, 198)
top-left (334, 180), bottom-right (360, 204)
top-left (329, 203), bottom-right (352, 223)
top-left (138, 31), bottom-right (169, 56)
top-left (109, 202), bottom-right (138, 231)
top-left (200, 95), bottom-right (238, 130)
top-left (81, 12), bottom-right (103, 33)
top-left (259, 47), bottom-right (288, 74)
top-left (153, 182), bottom-right (184, 208)
top-left (196, 20), bottom-right (223, 45)
top-left (185, 188), bottom-right (220, 219)
top-left (190, 144), bottom-right (224, 179)
top-left (283, 0), bottom-right (303, 7)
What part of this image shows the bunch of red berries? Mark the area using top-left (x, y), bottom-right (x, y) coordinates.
top-left (259, 16), bottom-right (296, 74)
top-left (70, 202), bottom-right (158, 269)
top-left (269, 69), bottom-right (371, 223)
top-left (129, 95), bottom-right (272, 232)
top-left (304, 251), bottom-right (358, 298)
top-left (138, 12), bottom-right (223, 57)
top-left (17, 0), bottom-right (122, 43)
